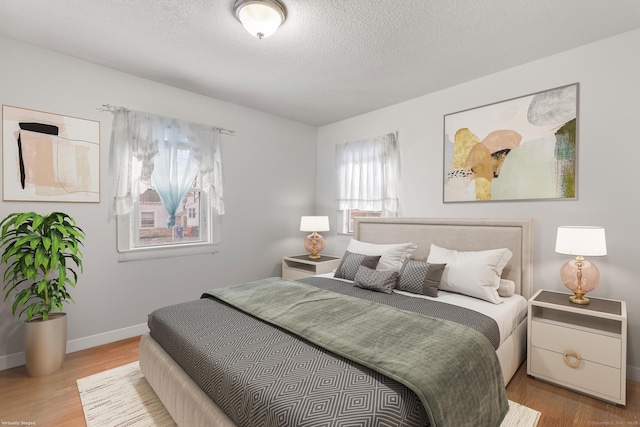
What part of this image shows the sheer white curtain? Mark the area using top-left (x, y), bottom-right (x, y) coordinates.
top-left (108, 109), bottom-right (225, 221)
top-left (335, 132), bottom-right (399, 215)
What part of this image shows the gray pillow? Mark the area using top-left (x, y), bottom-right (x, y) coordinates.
top-left (334, 251), bottom-right (381, 281)
top-left (397, 259), bottom-right (446, 297)
top-left (353, 265), bottom-right (399, 294)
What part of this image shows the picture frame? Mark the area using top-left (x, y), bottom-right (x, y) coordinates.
top-left (2, 105), bottom-right (100, 203)
top-left (443, 83), bottom-right (578, 202)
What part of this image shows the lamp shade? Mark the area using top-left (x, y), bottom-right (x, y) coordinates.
top-left (300, 216), bottom-right (330, 232)
top-left (234, 0), bottom-right (286, 39)
top-left (555, 226), bottom-right (607, 256)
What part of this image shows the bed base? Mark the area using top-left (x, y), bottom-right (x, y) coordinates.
top-left (139, 333), bottom-right (235, 427)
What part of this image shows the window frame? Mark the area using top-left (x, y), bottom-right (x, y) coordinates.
top-left (338, 209), bottom-right (387, 234)
top-left (116, 180), bottom-right (220, 262)
top-left (116, 214), bottom-right (220, 263)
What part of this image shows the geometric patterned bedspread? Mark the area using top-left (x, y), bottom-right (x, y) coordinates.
top-left (147, 277), bottom-right (500, 427)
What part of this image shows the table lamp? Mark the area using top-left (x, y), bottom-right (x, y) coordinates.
top-left (555, 226), bottom-right (607, 305)
top-left (300, 216), bottom-right (329, 259)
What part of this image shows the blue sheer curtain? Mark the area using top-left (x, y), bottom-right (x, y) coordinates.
top-left (151, 123), bottom-right (199, 227)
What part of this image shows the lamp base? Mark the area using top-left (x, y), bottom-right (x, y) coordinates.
top-left (303, 232), bottom-right (326, 260)
top-left (560, 257), bottom-right (599, 306)
top-left (569, 292), bottom-right (590, 305)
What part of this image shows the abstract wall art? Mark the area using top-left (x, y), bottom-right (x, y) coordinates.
top-left (443, 83), bottom-right (578, 202)
top-left (2, 105), bottom-right (100, 202)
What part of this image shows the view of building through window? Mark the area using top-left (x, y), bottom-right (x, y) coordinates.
top-left (137, 189), bottom-right (203, 247)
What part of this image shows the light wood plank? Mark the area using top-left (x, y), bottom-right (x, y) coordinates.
top-left (507, 363), bottom-right (640, 426)
top-left (0, 336), bottom-right (140, 426)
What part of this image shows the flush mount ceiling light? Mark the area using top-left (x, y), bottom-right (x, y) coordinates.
top-left (234, 0), bottom-right (287, 39)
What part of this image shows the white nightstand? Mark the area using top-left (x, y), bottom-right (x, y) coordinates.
top-left (527, 289), bottom-right (627, 405)
top-left (281, 255), bottom-right (341, 280)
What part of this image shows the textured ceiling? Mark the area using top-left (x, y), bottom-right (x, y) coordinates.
top-left (1, 1), bottom-right (639, 126)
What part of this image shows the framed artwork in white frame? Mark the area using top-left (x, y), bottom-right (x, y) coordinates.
top-left (2, 105), bottom-right (100, 203)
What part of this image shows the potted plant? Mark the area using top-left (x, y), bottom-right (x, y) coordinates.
top-left (1, 211), bottom-right (85, 376)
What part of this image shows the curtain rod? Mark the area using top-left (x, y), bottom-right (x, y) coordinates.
top-left (97, 104), bottom-right (236, 136)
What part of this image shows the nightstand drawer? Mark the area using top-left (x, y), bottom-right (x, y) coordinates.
top-left (531, 319), bottom-right (621, 368)
top-left (530, 346), bottom-right (622, 400)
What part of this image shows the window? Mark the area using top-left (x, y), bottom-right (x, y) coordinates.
top-left (140, 211), bottom-right (155, 228)
top-left (335, 132), bottom-right (399, 234)
top-left (341, 209), bottom-right (383, 234)
top-left (108, 109), bottom-right (225, 261)
top-left (136, 189), bottom-right (203, 247)
top-left (116, 168), bottom-right (220, 262)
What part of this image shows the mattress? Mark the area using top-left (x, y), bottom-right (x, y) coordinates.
top-left (147, 276), bottom-right (516, 426)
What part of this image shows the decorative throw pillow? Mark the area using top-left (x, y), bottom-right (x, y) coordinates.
top-left (396, 259), bottom-right (447, 297)
top-left (345, 239), bottom-right (418, 271)
top-left (353, 265), bottom-right (399, 294)
top-left (334, 251), bottom-right (381, 281)
top-left (426, 244), bottom-right (513, 304)
top-left (498, 279), bottom-right (516, 297)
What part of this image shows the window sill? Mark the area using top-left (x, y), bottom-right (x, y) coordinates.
top-left (117, 242), bottom-right (219, 262)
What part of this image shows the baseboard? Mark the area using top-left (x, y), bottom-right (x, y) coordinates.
top-left (66, 323), bottom-right (149, 353)
top-left (0, 351), bottom-right (26, 373)
top-left (0, 323), bottom-right (149, 372)
top-left (628, 363), bottom-right (640, 383)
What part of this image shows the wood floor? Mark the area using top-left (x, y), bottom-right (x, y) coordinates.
top-left (0, 335), bottom-right (638, 426)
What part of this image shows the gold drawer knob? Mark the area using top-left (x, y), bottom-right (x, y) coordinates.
top-left (563, 349), bottom-right (582, 368)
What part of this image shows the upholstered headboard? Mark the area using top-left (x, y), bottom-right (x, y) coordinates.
top-left (353, 218), bottom-right (533, 300)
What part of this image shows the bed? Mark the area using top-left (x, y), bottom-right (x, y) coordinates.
top-left (139, 217), bottom-right (533, 427)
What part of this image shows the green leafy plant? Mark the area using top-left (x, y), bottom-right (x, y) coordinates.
top-left (1, 212), bottom-right (85, 321)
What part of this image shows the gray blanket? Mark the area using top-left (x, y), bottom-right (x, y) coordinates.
top-left (205, 277), bottom-right (508, 427)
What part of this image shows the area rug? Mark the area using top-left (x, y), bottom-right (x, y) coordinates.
top-left (78, 361), bottom-right (541, 427)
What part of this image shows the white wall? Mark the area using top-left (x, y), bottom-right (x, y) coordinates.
top-left (0, 36), bottom-right (316, 367)
top-left (316, 29), bottom-right (640, 380)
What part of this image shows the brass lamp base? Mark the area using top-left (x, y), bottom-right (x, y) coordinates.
top-left (569, 292), bottom-right (590, 305)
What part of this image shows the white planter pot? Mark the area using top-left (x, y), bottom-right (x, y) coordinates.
top-left (24, 313), bottom-right (67, 377)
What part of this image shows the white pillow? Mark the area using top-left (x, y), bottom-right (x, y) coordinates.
top-left (346, 239), bottom-right (418, 271)
top-left (498, 279), bottom-right (516, 297)
top-left (426, 244), bottom-right (513, 304)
